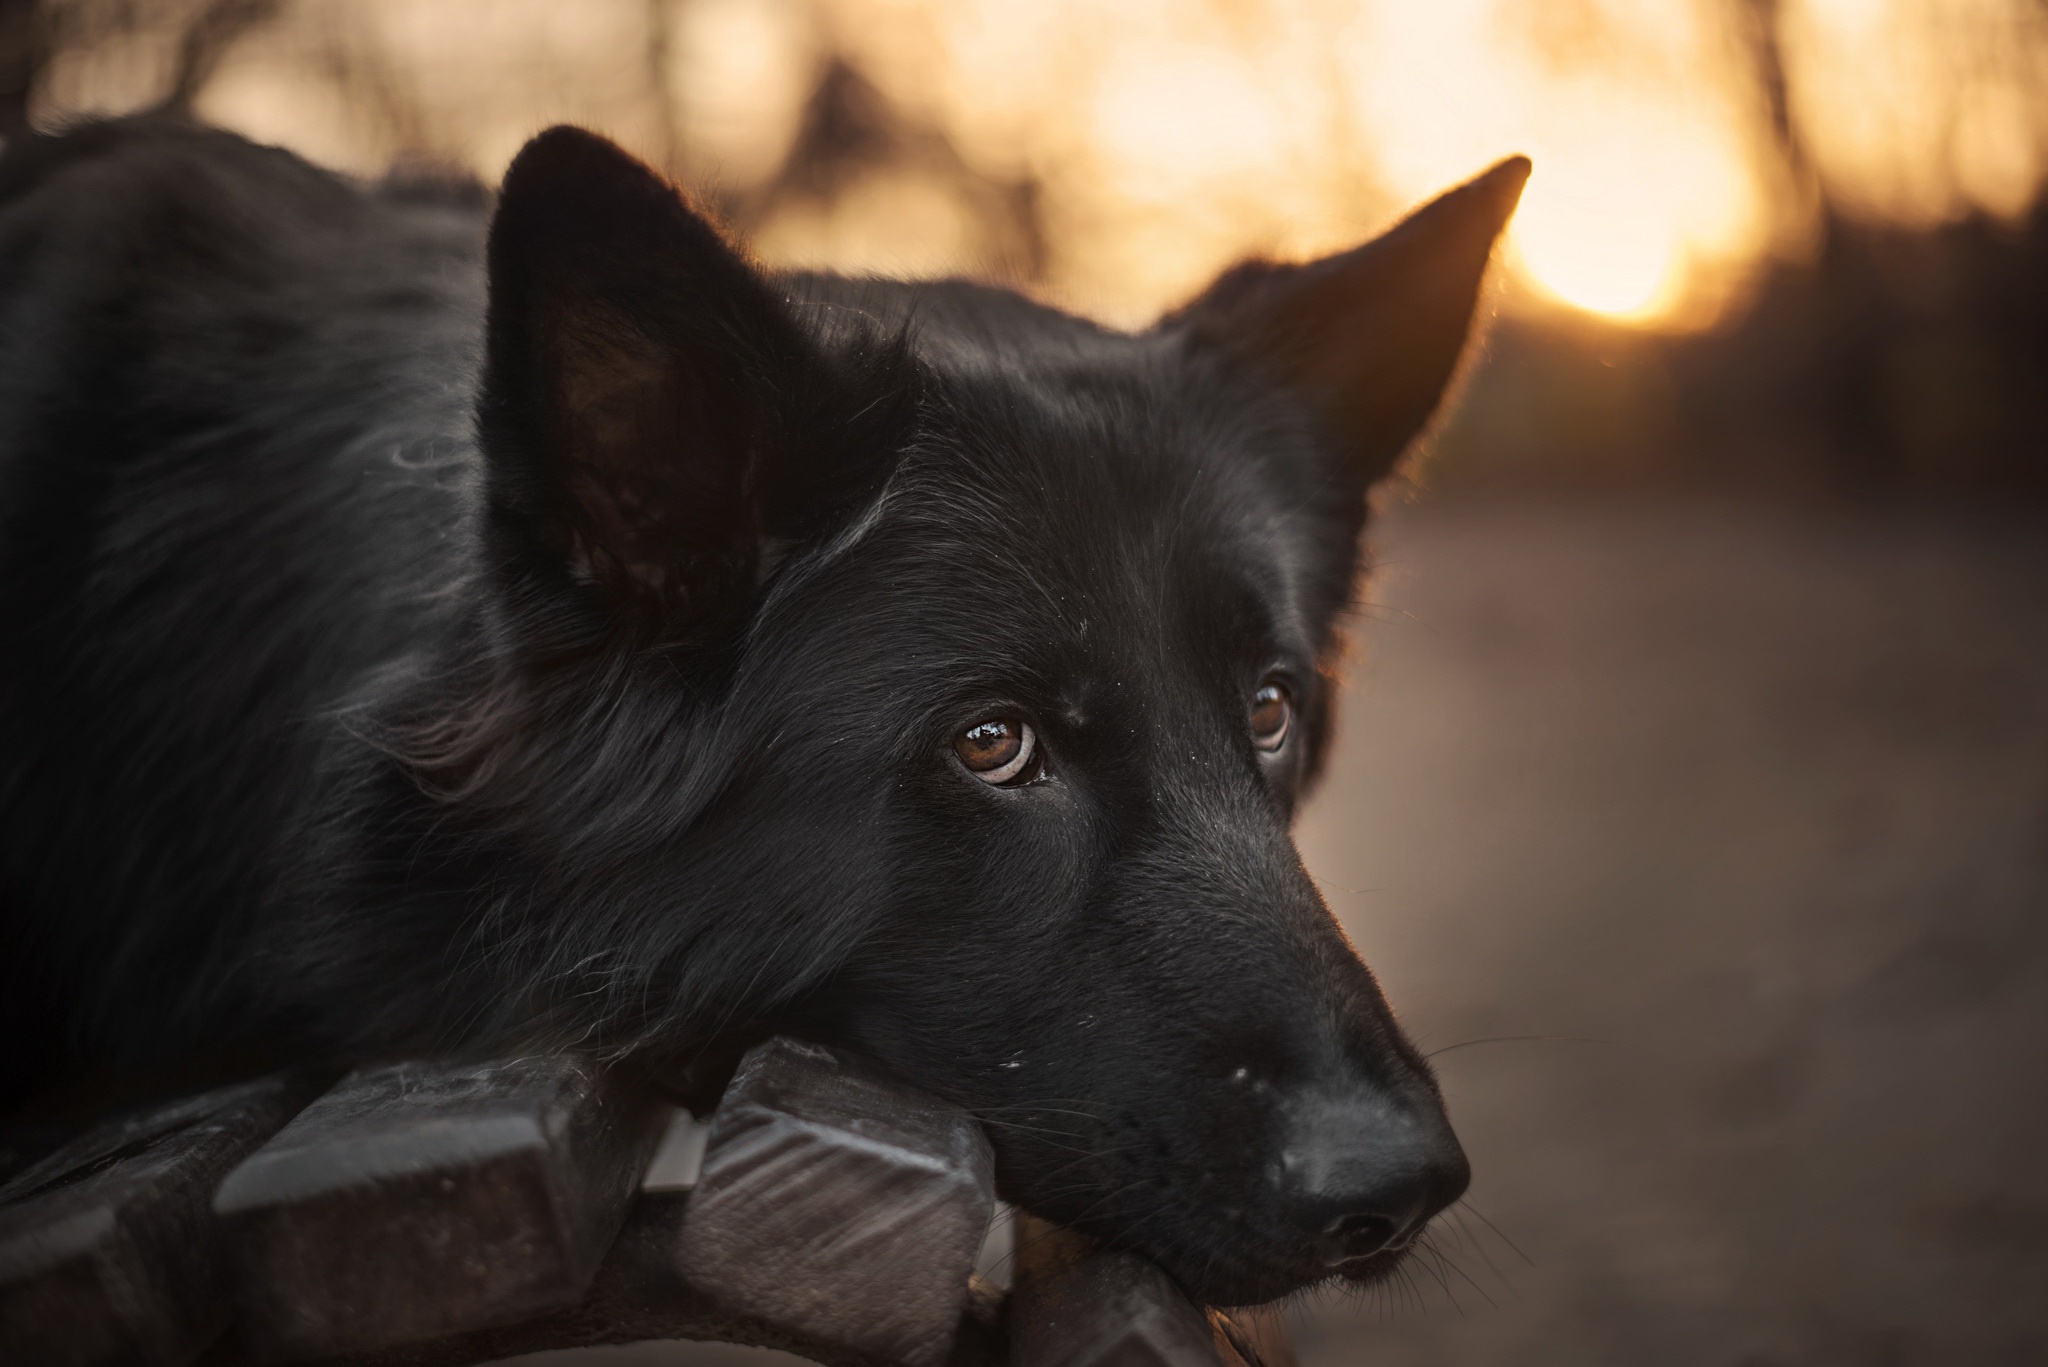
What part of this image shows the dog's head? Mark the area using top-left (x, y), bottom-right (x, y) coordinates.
top-left (462, 128), bottom-right (1524, 1305)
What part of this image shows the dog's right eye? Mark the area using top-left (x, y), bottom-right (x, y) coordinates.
top-left (954, 717), bottom-right (1041, 786)
top-left (1250, 679), bottom-right (1293, 752)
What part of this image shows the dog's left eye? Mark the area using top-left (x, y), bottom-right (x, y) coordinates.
top-left (955, 716), bottom-right (1042, 786)
top-left (1249, 680), bottom-right (1293, 752)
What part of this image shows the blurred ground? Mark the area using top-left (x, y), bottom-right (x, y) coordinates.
top-left (1291, 496), bottom-right (2048, 1366)
top-left (506, 494), bottom-right (2048, 1366)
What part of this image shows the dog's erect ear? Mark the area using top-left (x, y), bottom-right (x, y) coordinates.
top-left (1166, 157), bottom-right (1530, 488)
top-left (479, 127), bottom-right (911, 629)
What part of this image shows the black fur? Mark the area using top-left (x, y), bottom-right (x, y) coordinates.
top-left (0, 117), bottom-right (1525, 1303)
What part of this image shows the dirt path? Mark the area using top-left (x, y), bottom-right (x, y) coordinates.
top-left (1289, 498), bottom-right (2048, 1366)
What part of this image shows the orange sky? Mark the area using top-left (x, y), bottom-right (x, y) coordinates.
top-left (38, 0), bottom-right (2048, 330)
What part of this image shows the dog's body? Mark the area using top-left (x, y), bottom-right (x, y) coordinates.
top-left (0, 123), bottom-right (493, 1090)
top-left (0, 117), bottom-right (1525, 1302)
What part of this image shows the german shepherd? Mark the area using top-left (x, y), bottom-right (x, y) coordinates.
top-left (0, 116), bottom-right (1526, 1303)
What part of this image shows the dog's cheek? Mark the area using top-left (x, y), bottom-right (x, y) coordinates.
top-left (814, 773), bottom-right (1095, 1069)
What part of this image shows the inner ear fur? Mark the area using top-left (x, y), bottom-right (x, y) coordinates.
top-left (1165, 156), bottom-right (1530, 490)
top-left (479, 126), bottom-right (913, 633)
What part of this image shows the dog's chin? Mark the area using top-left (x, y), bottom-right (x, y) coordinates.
top-left (1327, 1243), bottom-right (1416, 1288)
top-left (1151, 1244), bottom-right (1329, 1310)
top-left (1164, 1236), bottom-right (1419, 1310)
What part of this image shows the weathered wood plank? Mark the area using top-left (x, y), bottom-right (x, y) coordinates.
top-left (212, 1055), bottom-right (662, 1361)
top-left (1008, 1217), bottom-right (1296, 1367)
top-left (231, 1189), bottom-right (1007, 1367)
top-left (671, 1037), bottom-right (998, 1367)
top-left (0, 1073), bottom-right (318, 1367)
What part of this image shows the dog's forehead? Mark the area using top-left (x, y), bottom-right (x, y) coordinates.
top-left (922, 360), bottom-right (1270, 551)
top-left (783, 275), bottom-right (1343, 678)
top-left (874, 361), bottom-right (1319, 663)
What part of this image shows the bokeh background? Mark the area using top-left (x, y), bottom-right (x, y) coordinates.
top-left (5, 1), bottom-right (2044, 1363)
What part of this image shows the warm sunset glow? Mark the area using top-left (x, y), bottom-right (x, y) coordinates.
top-left (1517, 209), bottom-right (1676, 320)
top-left (1335, 0), bottom-right (1769, 329)
top-left (1784, 0), bottom-right (2048, 225)
top-left (1502, 106), bottom-right (1761, 325)
top-left (29, 0), bottom-right (2048, 332)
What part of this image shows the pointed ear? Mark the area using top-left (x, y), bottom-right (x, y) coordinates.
top-left (478, 126), bottom-right (912, 630)
top-left (1165, 156), bottom-right (1530, 487)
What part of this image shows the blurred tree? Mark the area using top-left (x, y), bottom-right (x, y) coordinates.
top-left (0, 0), bottom-right (43, 132)
top-left (159, 0), bottom-right (277, 114)
top-left (0, 0), bottom-right (286, 131)
top-left (725, 55), bottom-right (1046, 284)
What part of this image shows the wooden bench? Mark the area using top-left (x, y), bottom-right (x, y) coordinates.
top-left (2, 1037), bottom-right (1293, 1367)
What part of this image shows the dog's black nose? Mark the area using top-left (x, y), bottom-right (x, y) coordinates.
top-left (1279, 1089), bottom-right (1469, 1269)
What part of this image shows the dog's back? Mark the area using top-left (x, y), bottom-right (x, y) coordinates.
top-left (0, 120), bottom-right (488, 1100)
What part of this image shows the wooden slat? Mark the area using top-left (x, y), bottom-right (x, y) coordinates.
top-left (0, 1073), bottom-right (317, 1367)
top-left (670, 1036), bottom-right (997, 1367)
top-left (257, 1189), bottom-right (1007, 1367)
top-left (211, 1055), bottom-right (662, 1361)
top-left (10, 1037), bottom-right (1274, 1367)
top-left (1008, 1217), bottom-right (1296, 1367)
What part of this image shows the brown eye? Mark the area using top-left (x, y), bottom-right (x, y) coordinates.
top-left (1250, 680), bottom-right (1292, 752)
top-left (954, 716), bottom-right (1041, 786)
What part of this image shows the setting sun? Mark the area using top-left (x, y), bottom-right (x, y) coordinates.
top-left (1515, 208), bottom-right (1677, 320)
top-left (1502, 110), bottom-right (1761, 326)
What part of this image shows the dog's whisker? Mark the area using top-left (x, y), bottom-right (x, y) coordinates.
top-left (1454, 1197), bottom-right (1536, 1267)
top-left (1423, 1033), bottom-right (1608, 1060)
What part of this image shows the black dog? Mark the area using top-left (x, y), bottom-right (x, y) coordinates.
top-left (0, 116), bottom-right (1525, 1304)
